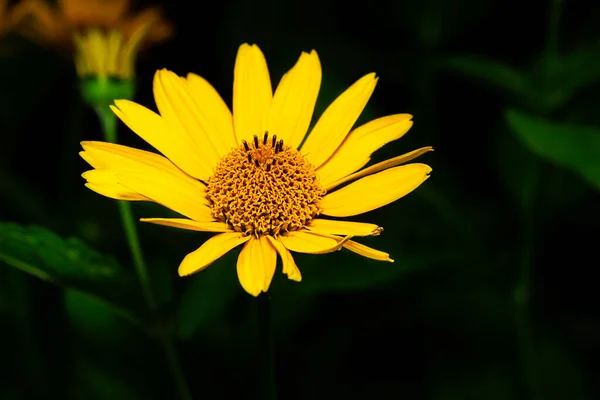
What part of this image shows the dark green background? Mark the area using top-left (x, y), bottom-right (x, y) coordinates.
top-left (1, 0), bottom-right (600, 398)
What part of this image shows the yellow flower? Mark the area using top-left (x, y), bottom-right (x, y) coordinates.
top-left (9, 0), bottom-right (171, 78)
top-left (80, 44), bottom-right (433, 296)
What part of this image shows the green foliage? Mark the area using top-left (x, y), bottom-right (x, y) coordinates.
top-left (0, 222), bottom-right (145, 321)
top-left (445, 56), bottom-right (536, 104)
top-left (447, 44), bottom-right (600, 113)
top-left (505, 108), bottom-right (600, 191)
top-left (495, 128), bottom-right (589, 216)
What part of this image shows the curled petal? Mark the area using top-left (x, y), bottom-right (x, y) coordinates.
top-left (178, 233), bottom-right (250, 276)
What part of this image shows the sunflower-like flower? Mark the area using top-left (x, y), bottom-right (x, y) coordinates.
top-left (9, 0), bottom-right (171, 81)
top-left (80, 44), bottom-right (433, 296)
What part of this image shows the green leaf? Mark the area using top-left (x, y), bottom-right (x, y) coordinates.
top-left (547, 44), bottom-right (600, 104)
top-left (495, 127), bottom-right (588, 216)
top-left (505, 108), bottom-right (600, 191)
top-left (176, 250), bottom-right (240, 340)
top-left (445, 56), bottom-right (536, 105)
top-left (0, 222), bottom-right (145, 321)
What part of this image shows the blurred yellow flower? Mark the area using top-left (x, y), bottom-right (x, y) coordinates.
top-left (80, 43), bottom-right (433, 296)
top-left (10, 0), bottom-right (171, 78)
top-left (0, 0), bottom-right (10, 35)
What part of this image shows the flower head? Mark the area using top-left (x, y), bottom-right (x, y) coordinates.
top-left (80, 43), bottom-right (433, 296)
top-left (9, 0), bottom-right (171, 80)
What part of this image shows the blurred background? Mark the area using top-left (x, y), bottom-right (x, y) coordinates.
top-left (1, 0), bottom-right (600, 398)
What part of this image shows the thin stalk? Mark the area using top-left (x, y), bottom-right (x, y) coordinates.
top-left (95, 106), bottom-right (155, 310)
top-left (95, 106), bottom-right (193, 400)
top-left (257, 294), bottom-right (277, 400)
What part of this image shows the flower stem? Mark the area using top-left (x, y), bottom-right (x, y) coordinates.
top-left (95, 106), bottom-right (193, 400)
top-left (257, 294), bottom-right (277, 400)
top-left (95, 106), bottom-right (155, 310)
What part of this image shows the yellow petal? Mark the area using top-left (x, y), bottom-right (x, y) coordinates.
top-left (279, 231), bottom-right (347, 254)
top-left (59, 0), bottom-right (128, 26)
top-left (154, 69), bottom-right (231, 164)
top-left (237, 236), bottom-right (277, 296)
top-left (84, 183), bottom-right (146, 201)
top-left (120, 6), bottom-right (172, 45)
top-left (320, 163), bottom-right (432, 217)
top-left (266, 50), bottom-right (321, 150)
top-left (233, 43), bottom-right (273, 145)
top-left (186, 72), bottom-right (237, 151)
top-left (301, 73), bottom-right (378, 168)
top-left (316, 114), bottom-right (414, 187)
top-left (343, 240), bottom-right (393, 262)
top-left (82, 169), bottom-right (147, 201)
top-left (110, 99), bottom-right (212, 181)
top-left (307, 218), bottom-right (382, 236)
top-left (266, 236), bottom-right (301, 282)
top-left (178, 232), bottom-right (250, 276)
top-left (80, 142), bottom-right (207, 201)
top-left (116, 174), bottom-right (213, 222)
top-left (140, 218), bottom-right (230, 233)
top-left (8, 0), bottom-right (65, 43)
top-left (324, 147), bottom-right (434, 191)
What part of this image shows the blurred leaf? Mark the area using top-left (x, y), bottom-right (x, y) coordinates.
top-left (445, 56), bottom-right (536, 105)
top-left (176, 250), bottom-right (239, 340)
top-left (505, 108), bottom-right (600, 191)
top-left (68, 355), bottom-right (146, 400)
top-left (0, 222), bottom-right (145, 322)
top-left (543, 44), bottom-right (600, 105)
top-left (495, 127), bottom-right (588, 216)
top-left (65, 290), bottom-right (140, 349)
top-left (400, 0), bottom-right (492, 48)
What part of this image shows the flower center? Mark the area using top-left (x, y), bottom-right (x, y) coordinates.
top-left (206, 133), bottom-right (326, 236)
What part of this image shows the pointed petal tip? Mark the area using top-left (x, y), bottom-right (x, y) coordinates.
top-left (248, 288), bottom-right (262, 297)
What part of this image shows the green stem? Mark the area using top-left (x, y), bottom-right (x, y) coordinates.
top-left (95, 106), bottom-right (155, 309)
top-left (257, 294), bottom-right (277, 400)
top-left (160, 337), bottom-right (193, 400)
top-left (515, 162), bottom-right (541, 400)
top-left (95, 106), bottom-right (193, 400)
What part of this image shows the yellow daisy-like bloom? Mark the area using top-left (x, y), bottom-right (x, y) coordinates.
top-left (9, 0), bottom-right (171, 78)
top-left (80, 44), bottom-right (433, 296)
